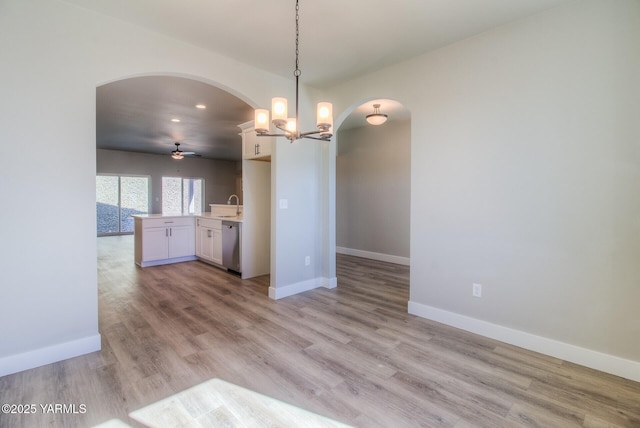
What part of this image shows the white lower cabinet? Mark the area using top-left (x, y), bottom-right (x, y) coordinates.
top-left (196, 218), bottom-right (222, 265)
top-left (134, 216), bottom-right (196, 267)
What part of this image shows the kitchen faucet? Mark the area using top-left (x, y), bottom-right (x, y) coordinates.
top-left (227, 194), bottom-right (240, 216)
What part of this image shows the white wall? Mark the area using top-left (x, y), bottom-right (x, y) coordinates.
top-left (326, 0), bottom-right (640, 380)
top-left (97, 149), bottom-right (240, 212)
top-left (336, 119), bottom-right (411, 264)
top-left (0, 0), bottom-right (329, 375)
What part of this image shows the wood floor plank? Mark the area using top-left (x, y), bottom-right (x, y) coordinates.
top-left (1, 235), bottom-right (638, 428)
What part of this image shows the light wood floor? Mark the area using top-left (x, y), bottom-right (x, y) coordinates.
top-left (1, 235), bottom-right (639, 427)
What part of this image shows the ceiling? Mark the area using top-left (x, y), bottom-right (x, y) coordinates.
top-left (97, 76), bottom-right (253, 160)
top-left (86, 0), bottom-right (574, 160)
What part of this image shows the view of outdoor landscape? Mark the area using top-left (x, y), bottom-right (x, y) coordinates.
top-left (96, 175), bottom-right (149, 235)
top-left (96, 175), bottom-right (203, 235)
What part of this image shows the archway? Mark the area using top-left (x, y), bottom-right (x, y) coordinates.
top-left (332, 98), bottom-right (412, 270)
top-left (95, 74), bottom-right (255, 233)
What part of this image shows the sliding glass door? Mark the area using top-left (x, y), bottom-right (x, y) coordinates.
top-left (96, 175), bottom-right (150, 235)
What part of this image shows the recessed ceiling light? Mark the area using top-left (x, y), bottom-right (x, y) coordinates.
top-left (195, 104), bottom-right (206, 109)
top-left (171, 118), bottom-right (181, 122)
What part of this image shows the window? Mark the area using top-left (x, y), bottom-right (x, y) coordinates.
top-left (162, 177), bottom-right (204, 215)
top-left (96, 175), bottom-right (149, 235)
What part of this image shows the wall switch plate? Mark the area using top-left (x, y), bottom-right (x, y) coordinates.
top-left (305, 256), bottom-right (311, 266)
top-left (472, 283), bottom-right (482, 298)
top-left (279, 199), bottom-right (288, 209)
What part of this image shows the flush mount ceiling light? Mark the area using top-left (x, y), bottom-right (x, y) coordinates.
top-left (254, 0), bottom-right (333, 142)
top-left (366, 104), bottom-right (388, 126)
top-left (171, 118), bottom-right (181, 123)
top-left (195, 104), bottom-right (206, 109)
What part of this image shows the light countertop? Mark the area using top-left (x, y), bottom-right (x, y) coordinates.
top-left (132, 213), bottom-right (243, 223)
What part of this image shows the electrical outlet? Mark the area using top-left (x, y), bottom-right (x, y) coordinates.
top-left (305, 256), bottom-right (311, 266)
top-left (472, 283), bottom-right (482, 298)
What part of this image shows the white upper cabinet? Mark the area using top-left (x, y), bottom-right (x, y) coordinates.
top-left (239, 120), bottom-right (272, 160)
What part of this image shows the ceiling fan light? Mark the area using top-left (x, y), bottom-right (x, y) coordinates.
top-left (366, 103), bottom-right (388, 125)
top-left (171, 142), bottom-right (184, 160)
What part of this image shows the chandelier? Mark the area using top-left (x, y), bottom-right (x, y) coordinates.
top-left (254, 0), bottom-right (333, 142)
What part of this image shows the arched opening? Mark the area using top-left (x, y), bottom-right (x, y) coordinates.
top-left (333, 97), bottom-right (411, 274)
top-left (95, 73), bottom-right (272, 289)
top-left (95, 74), bottom-right (254, 235)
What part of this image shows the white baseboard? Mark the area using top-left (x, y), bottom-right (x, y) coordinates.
top-left (138, 255), bottom-right (197, 268)
top-left (269, 276), bottom-right (337, 300)
top-left (336, 246), bottom-right (410, 266)
top-left (0, 334), bottom-right (102, 377)
top-left (408, 301), bottom-right (640, 382)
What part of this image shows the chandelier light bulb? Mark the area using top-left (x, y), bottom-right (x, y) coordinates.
top-left (317, 102), bottom-right (333, 129)
top-left (286, 118), bottom-right (297, 133)
top-left (255, 109), bottom-right (270, 133)
top-left (271, 98), bottom-right (288, 124)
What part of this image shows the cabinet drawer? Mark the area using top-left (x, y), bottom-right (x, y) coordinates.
top-left (143, 216), bottom-right (194, 229)
top-left (197, 218), bottom-right (222, 229)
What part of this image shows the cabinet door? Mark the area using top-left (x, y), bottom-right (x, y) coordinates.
top-left (255, 138), bottom-right (271, 157)
top-left (168, 225), bottom-right (195, 258)
top-left (243, 128), bottom-right (258, 159)
top-left (212, 227), bottom-right (223, 265)
top-left (195, 224), bottom-right (203, 258)
top-left (198, 227), bottom-right (214, 261)
top-left (142, 227), bottom-right (169, 262)
top-left (240, 121), bottom-right (272, 160)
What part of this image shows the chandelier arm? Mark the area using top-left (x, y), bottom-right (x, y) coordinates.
top-left (257, 133), bottom-right (288, 138)
top-left (303, 135), bottom-right (332, 141)
top-left (299, 130), bottom-right (324, 137)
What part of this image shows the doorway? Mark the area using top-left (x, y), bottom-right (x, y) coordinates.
top-left (335, 99), bottom-right (411, 265)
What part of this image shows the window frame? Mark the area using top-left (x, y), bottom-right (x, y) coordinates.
top-left (96, 173), bottom-right (151, 236)
top-left (161, 176), bottom-right (205, 215)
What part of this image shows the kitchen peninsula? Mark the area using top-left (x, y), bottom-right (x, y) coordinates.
top-left (132, 204), bottom-right (269, 279)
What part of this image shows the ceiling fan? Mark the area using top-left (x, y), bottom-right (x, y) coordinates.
top-left (171, 142), bottom-right (199, 159)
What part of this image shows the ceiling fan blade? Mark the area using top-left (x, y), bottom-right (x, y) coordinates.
top-left (182, 151), bottom-right (196, 155)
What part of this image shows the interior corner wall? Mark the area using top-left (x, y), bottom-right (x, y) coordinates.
top-left (336, 119), bottom-right (411, 263)
top-left (97, 149), bottom-right (239, 212)
top-left (325, 0), bottom-right (640, 380)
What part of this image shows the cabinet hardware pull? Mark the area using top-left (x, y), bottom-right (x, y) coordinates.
top-left (165, 228), bottom-right (168, 237)
top-left (208, 230), bottom-right (212, 238)
top-left (170, 228), bottom-right (172, 237)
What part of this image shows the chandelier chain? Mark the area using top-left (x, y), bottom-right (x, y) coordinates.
top-left (294, 0), bottom-right (300, 77)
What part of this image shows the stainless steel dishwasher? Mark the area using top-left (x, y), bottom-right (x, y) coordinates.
top-left (222, 221), bottom-right (241, 273)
